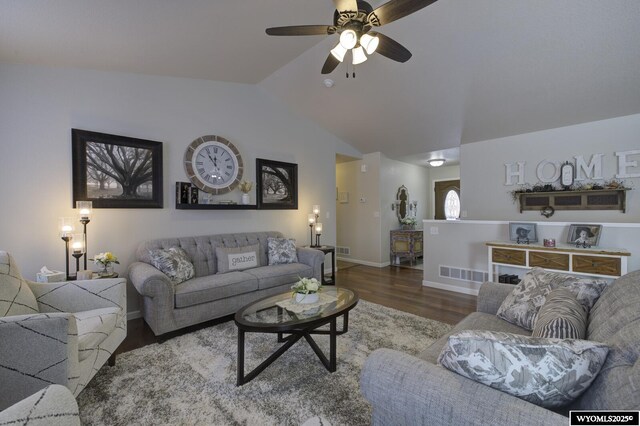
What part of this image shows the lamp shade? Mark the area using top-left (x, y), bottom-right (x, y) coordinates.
top-left (76, 201), bottom-right (92, 220)
top-left (339, 29), bottom-right (357, 49)
top-left (427, 159), bottom-right (446, 167)
top-left (330, 43), bottom-right (347, 62)
top-left (315, 223), bottom-right (323, 234)
top-left (360, 33), bottom-right (379, 54)
top-left (71, 235), bottom-right (85, 254)
top-left (352, 46), bottom-right (367, 65)
top-left (308, 213), bottom-right (316, 224)
top-left (59, 217), bottom-right (75, 237)
top-left (312, 205), bottom-right (320, 215)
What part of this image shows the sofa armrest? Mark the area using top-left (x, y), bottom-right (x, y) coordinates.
top-left (127, 261), bottom-right (174, 299)
top-left (0, 384), bottom-right (80, 424)
top-left (476, 281), bottom-right (514, 314)
top-left (28, 278), bottom-right (126, 315)
top-left (0, 313), bottom-right (78, 410)
top-left (361, 348), bottom-right (567, 426)
top-left (296, 247), bottom-right (325, 280)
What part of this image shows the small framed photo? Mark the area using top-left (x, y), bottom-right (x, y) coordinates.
top-left (567, 224), bottom-right (602, 247)
top-left (509, 222), bottom-right (538, 243)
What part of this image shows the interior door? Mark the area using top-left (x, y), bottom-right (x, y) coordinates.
top-left (434, 179), bottom-right (460, 220)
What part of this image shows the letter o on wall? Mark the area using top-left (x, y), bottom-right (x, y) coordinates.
top-left (536, 160), bottom-right (561, 183)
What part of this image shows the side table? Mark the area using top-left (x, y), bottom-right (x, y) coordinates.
top-left (306, 245), bottom-right (336, 285)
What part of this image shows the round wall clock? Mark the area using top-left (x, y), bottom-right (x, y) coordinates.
top-left (184, 135), bottom-right (243, 194)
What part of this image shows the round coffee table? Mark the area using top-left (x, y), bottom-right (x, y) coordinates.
top-left (234, 287), bottom-right (359, 386)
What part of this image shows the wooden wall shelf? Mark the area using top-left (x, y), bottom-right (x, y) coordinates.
top-left (176, 203), bottom-right (257, 210)
top-left (518, 189), bottom-right (627, 213)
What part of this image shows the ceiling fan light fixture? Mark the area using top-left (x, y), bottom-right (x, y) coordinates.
top-left (427, 159), bottom-right (446, 167)
top-left (360, 33), bottom-right (379, 55)
top-left (352, 46), bottom-right (367, 65)
top-left (339, 29), bottom-right (358, 49)
top-left (330, 43), bottom-right (348, 62)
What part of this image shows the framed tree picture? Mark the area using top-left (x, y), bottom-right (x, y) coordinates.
top-left (256, 158), bottom-right (298, 210)
top-left (72, 129), bottom-right (164, 208)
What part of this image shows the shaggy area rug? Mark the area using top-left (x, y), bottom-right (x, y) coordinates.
top-left (78, 300), bottom-right (452, 425)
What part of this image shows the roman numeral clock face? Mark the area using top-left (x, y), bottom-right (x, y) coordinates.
top-left (184, 135), bottom-right (243, 194)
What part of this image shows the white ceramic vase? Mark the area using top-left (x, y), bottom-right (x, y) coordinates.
top-left (241, 193), bottom-right (250, 205)
top-left (295, 292), bottom-right (319, 304)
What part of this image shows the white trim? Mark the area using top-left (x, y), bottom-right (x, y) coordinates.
top-left (127, 310), bottom-right (142, 321)
top-left (422, 219), bottom-right (640, 228)
top-left (422, 280), bottom-right (480, 296)
top-left (337, 256), bottom-right (390, 268)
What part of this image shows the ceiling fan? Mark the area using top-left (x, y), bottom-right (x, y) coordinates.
top-left (266, 0), bottom-right (438, 74)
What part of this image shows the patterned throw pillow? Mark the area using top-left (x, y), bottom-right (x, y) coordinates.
top-left (216, 244), bottom-right (260, 273)
top-left (149, 247), bottom-right (195, 285)
top-left (0, 251), bottom-right (39, 317)
top-left (437, 330), bottom-right (609, 408)
top-left (267, 237), bottom-right (298, 265)
top-left (532, 288), bottom-right (587, 339)
top-left (496, 267), bottom-right (608, 330)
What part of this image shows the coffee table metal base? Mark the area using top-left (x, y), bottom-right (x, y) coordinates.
top-left (236, 312), bottom-right (349, 386)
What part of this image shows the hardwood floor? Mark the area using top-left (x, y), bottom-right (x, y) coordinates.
top-left (118, 262), bottom-right (477, 355)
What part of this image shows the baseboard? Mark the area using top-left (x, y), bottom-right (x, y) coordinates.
top-left (127, 310), bottom-right (142, 320)
top-left (336, 257), bottom-right (390, 268)
top-left (422, 280), bottom-right (480, 296)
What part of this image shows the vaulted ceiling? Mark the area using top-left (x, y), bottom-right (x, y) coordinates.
top-left (2, 0), bottom-right (640, 165)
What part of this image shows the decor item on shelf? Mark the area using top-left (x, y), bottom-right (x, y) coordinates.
top-left (59, 217), bottom-right (75, 280)
top-left (90, 252), bottom-right (120, 277)
top-left (72, 129), bottom-right (163, 208)
top-left (238, 180), bottom-right (253, 205)
top-left (508, 222), bottom-right (538, 244)
top-left (540, 205), bottom-right (555, 218)
top-left (567, 224), bottom-right (602, 248)
top-left (76, 200), bottom-right (92, 270)
top-left (400, 217), bottom-right (417, 230)
top-left (176, 182), bottom-right (191, 204)
top-left (291, 277), bottom-right (322, 304)
top-left (543, 238), bottom-right (556, 248)
top-left (427, 159), bottom-right (446, 167)
top-left (265, 0), bottom-right (439, 75)
top-left (184, 135), bottom-right (243, 196)
top-left (560, 161), bottom-right (575, 189)
top-left (256, 159), bottom-right (298, 209)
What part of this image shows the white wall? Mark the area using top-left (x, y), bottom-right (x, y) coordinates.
top-left (461, 114), bottom-right (640, 222)
top-left (0, 63), bottom-right (354, 313)
top-left (427, 165), bottom-right (460, 219)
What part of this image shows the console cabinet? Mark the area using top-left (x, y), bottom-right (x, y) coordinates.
top-left (486, 241), bottom-right (630, 282)
top-left (390, 229), bottom-right (423, 266)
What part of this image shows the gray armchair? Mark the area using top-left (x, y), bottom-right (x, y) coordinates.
top-left (0, 385), bottom-right (80, 426)
top-left (0, 251), bottom-right (126, 410)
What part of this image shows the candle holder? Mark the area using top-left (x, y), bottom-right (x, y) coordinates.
top-left (76, 201), bottom-right (92, 270)
top-left (307, 213), bottom-right (316, 246)
top-left (315, 223), bottom-right (323, 247)
top-left (310, 205), bottom-right (321, 247)
top-left (59, 217), bottom-right (75, 280)
top-left (71, 234), bottom-right (85, 279)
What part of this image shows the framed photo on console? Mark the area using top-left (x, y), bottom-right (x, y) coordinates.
top-left (256, 158), bottom-right (298, 210)
top-left (509, 222), bottom-right (538, 243)
top-left (72, 129), bottom-right (163, 208)
top-left (567, 224), bottom-right (602, 247)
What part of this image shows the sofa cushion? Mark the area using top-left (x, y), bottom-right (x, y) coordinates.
top-left (174, 272), bottom-right (258, 308)
top-left (244, 263), bottom-right (314, 290)
top-left (267, 237), bottom-right (298, 265)
top-left (216, 244), bottom-right (260, 273)
top-left (74, 307), bottom-right (119, 361)
top-left (419, 311), bottom-right (531, 364)
top-left (532, 288), bottom-right (587, 339)
top-left (437, 330), bottom-right (609, 408)
top-left (0, 251), bottom-right (39, 317)
top-left (497, 267), bottom-right (607, 330)
top-left (148, 247), bottom-right (194, 285)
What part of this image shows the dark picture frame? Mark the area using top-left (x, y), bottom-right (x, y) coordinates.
top-left (567, 224), bottom-right (602, 247)
top-left (508, 222), bottom-right (538, 243)
top-left (256, 158), bottom-right (298, 210)
top-left (72, 129), bottom-right (163, 208)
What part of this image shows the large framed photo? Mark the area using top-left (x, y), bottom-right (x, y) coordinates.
top-left (509, 222), bottom-right (538, 243)
top-left (567, 224), bottom-right (602, 247)
top-left (72, 129), bottom-right (163, 208)
top-left (256, 158), bottom-right (298, 210)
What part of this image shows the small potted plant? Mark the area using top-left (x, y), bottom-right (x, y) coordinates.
top-left (239, 180), bottom-right (253, 205)
top-left (90, 252), bottom-right (120, 277)
top-left (400, 217), bottom-right (417, 230)
top-left (291, 277), bottom-right (322, 304)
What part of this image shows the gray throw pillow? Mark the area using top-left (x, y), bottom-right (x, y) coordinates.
top-left (437, 330), bottom-right (609, 408)
top-left (216, 244), bottom-right (260, 273)
top-left (0, 251), bottom-right (39, 317)
top-left (532, 288), bottom-right (587, 339)
top-left (267, 237), bottom-right (298, 265)
top-left (496, 267), bottom-right (608, 330)
top-left (149, 247), bottom-right (194, 285)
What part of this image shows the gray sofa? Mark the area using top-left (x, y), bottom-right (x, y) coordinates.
top-left (361, 270), bottom-right (640, 426)
top-left (128, 231), bottom-right (324, 336)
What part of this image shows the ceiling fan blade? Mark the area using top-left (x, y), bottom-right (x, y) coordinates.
top-left (266, 25), bottom-right (335, 36)
top-left (321, 53), bottom-right (341, 74)
top-left (333, 0), bottom-right (359, 12)
top-left (368, 0), bottom-right (438, 26)
top-left (374, 33), bottom-right (412, 62)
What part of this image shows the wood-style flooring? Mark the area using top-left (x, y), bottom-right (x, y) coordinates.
top-left (118, 262), bottom-right (477, 355)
